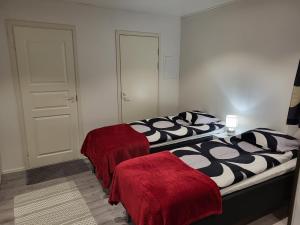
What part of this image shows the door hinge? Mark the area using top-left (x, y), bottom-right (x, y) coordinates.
top-left (75, 95), bottom-right (78, 102)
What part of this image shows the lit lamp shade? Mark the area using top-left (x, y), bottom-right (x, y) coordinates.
top-left (226, 115), bottom-right (238, 133)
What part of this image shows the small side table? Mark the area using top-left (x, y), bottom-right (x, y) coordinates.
top-left (213, 129), bottom-right (244, 139)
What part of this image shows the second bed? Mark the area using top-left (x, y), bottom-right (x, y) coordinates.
top-left (109, 128), bottom-right (300, 225)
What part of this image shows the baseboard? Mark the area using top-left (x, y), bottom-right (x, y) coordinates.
top-left (2, 157), bottom-right (88, 175)
top-left (274, 218), bottom-right (288, 225)
top-left (2, 167), bottom-right (26, 174)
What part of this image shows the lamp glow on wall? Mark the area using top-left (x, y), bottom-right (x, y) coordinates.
top-left (226, 115), bottom-right (238, 134)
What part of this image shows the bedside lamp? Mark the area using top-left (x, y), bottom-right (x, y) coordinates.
top-left (226, 115), bottom-right (238, 135)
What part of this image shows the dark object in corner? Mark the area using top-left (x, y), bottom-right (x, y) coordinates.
top-left (287, 151), bottom-right (300, 225)
top-left (287, 60), bottom-right (300, 127)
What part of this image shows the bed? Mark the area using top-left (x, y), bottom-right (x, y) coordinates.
top-left (174, 134), bottom-right (297, 225)
top-left (82, 111), bottom-right (225, 188)
top-left (109, 128), bottom-right (300, 225)
top-left (130, 110), bottom-right (225, 152)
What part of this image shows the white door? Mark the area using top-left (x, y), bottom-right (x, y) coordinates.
top-left (13, 25), bottom-right (80, 168)
top-left (119, 34), bottom-right (159, 122)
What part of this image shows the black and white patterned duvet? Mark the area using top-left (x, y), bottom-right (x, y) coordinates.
top-left (130, 115), bottom-right (224, 146)
top-left (170, 137), bottom-right (297, 189)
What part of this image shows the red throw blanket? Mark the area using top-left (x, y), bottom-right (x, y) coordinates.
top-left (109, 151), bottom-right (222, 225)
top-left (81, 124), bottom-right (149, 189)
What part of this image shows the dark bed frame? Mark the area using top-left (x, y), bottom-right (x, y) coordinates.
top-left (126, 172), bottom-right (295, 225)
top-left (192, 172), bottom-right (294, 225)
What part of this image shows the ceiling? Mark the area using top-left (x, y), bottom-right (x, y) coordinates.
top-left (65, 0), bottom-right (235, 17)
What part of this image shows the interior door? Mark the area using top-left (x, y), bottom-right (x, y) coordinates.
top-left (13, 25), bottom-right (80, 168)
top-left (119, 34), bottom-right (159, 122)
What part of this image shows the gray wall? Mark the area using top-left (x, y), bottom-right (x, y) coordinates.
top-left (179, 0), bottom-right (300, 131)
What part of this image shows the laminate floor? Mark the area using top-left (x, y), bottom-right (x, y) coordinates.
top-left (0, 160), bottom-right (288, 225)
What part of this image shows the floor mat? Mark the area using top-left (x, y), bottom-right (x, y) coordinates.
top-left (14, 181), bottom-right (97, 225)
top-left (26, 159), bottom-right (91, 185)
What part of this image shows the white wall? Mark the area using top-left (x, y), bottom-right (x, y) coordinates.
top-left (180, 0), bottom-right (300, 132)
top-left (0, 0), bottom-right (181, 173)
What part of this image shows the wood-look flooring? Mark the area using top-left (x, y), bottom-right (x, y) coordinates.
top-left (0, 160), bottom-right (287, 225)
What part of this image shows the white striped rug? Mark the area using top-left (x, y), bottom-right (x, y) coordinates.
top-left (14, 181), bottom-right (97, 225)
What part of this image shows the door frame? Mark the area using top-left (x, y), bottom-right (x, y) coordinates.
top-left (115, 30), bottom-right (160, 122)
top-left (6, 19), bottom-right (84, 170)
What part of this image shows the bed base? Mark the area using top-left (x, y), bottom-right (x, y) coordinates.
top-left (193, 172), bottom-right (294, 225)
top-left (126, 172), bottom-right (294, 225)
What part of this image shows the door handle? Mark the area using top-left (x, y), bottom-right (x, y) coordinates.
top-left (122, 92), bottom-right (130, 102)
top-left (65, 96), bottom-right (76, 103)
top-left (123, 96), bottom-right (131, 102)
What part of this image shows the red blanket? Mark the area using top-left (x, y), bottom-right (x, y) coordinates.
top-left (81, 124), bottom-right (149, 189)
top-left (109, 151), bottom-right (222, 225)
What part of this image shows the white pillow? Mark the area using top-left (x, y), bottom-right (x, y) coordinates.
top-left (239, 128), bottom-right (300, 152)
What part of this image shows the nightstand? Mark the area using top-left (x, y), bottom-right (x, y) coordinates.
top-left (213, 132), bottom-right (232, 139)
top-left (213, 129), bottom-right (244, 139)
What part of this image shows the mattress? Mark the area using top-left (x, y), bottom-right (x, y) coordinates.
top-left (221, 158), bottom-right (296, 196)
top-left (149, 128), bottom-right (225, 154)
top-left (170, 137), bottom-right (297, 195)
top-left (130, 114), bottom-right (225, 147)
top-left (150, 127), bottom-right (225, 149)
